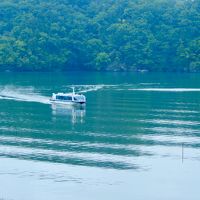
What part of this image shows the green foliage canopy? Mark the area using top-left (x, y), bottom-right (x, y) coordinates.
top-left (0, 0), bottom-right (199, 72)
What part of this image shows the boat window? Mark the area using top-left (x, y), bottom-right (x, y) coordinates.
top-left (56, 96), bottom-right (72, 101)
top-left (64, 96), bottom-right (72, 101)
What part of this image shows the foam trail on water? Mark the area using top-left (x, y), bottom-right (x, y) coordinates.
top-left (129, 88), bottom-right (200, 92)
top-left (66, 85), bottom-right (106, 93)
top-left (139, 83), bottom-right (160, 86)
top-left (79, 85), bottom-right (105, 93)
top-left (0, 86), bottom-right (50, 104)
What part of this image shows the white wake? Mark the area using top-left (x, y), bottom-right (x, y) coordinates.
top-left (66, 84), bottom-right (110, 93)
top-left (0, 86), bottom-right (50, 104)
top-left (77, 85), bottom-right (105, 93)
top-left (129, 88), bottom-right (200, 92)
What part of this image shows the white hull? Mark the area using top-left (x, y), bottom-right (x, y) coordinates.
top-left (50, 99), bottom-right (85, 105)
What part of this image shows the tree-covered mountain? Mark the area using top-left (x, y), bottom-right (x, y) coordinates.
top-left (0, 0), bottom-right (199, 72)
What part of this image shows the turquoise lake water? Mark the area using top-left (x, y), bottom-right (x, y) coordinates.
top-left (0, 72), bottom-right (200, 200)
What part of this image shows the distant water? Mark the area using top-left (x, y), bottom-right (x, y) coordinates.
top-left (0, 72), bottom-right (200, 200)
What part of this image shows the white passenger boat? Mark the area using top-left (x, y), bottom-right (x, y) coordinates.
top-left (50, 87), bottom-right (86, 105)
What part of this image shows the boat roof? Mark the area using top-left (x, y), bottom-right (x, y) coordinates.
top-left (54, 92), bottom-right (84, 97)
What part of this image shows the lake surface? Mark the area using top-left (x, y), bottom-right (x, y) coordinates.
top-left (0, 72), bottom-right (200, 200)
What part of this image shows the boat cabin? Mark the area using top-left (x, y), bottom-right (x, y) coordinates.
top-left (50, 88), bottom-right (86, 105)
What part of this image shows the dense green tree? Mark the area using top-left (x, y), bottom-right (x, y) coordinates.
top-left (0, 0), bottom-right (199, 72)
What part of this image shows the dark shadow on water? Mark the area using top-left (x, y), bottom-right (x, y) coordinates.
top-left (0, 154), bottom-right (138, 170)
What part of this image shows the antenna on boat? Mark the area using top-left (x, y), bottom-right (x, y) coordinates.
top-left (72, 86), bottom-right (75, 95)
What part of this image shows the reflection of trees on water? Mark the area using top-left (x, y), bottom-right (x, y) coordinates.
top-left (51, 103), bottom-right (86, 124)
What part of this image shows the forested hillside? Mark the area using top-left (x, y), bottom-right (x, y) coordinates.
top-left (0, 0), bottom-right (199, 72)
